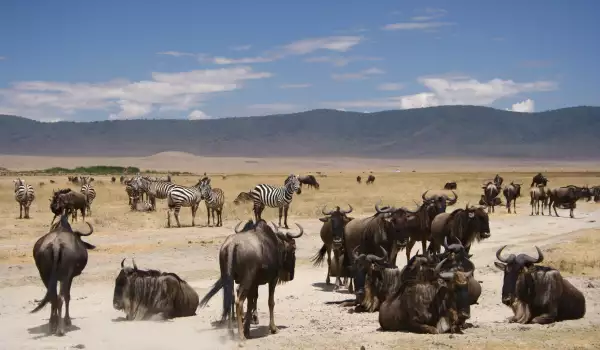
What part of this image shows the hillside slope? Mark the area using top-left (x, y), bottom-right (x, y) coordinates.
top-left (0, 105), bottom-right (599, 158)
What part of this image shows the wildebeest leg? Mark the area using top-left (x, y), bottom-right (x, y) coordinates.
top-left (235, 286), bottom-right (248, 340)
top-left (514, 199), bottom-right (517, 214)
top-left (191, 204), bottom-right (198, 227)
top-left (55, 282), bottom-right (65, 336)
top-left (553, 204), bottom-right (559, 217)
top-left (61, 277), bottom-right (73, 327)
top-left (326, 246), bottom-right (332, 285)
top-left (531, 305), bottom-right (558, 324)
top-left (244, 285), bottom-right (258, 335)
top-left (405, 239), bottom-right (415, 262)
top-left (570, 207), bottom-right (574, 218)
top-left (267, 280), bottom-right (279, 334)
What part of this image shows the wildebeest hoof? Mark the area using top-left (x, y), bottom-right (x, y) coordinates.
top-left (269, 325), bottom-right (279, 334)
top-left (64, 317), bottom-right (72, 327)
top-left (252, 315), bottom-right (259, 325)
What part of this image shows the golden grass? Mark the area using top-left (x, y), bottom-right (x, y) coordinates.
top-left (544, 228), bottom-right (600, 277)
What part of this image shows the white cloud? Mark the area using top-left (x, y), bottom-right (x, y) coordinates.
top-left (508, 99), bottom-right (535, 113)
top-left (188, 109), bottom-right (211, 120)
top-left (304, 55), bottom-right (382, 67)
top-left (323, 76), bottom-right (557, 110)
top-left (210, 56), bottom-right (275, 64)
top-left (280, 83), bottom-right (312, 89)
top-left (157, 51), bottom-right (196, 57)
top-left (0, 66), bottom-right (272, 120)
top-left (0, 56), bottom-right (6, 60)
top-left (378, 83), bottom-right (405, 91)
top-left (383, 22), bottom-right (454, 31)
top-left (248, 103), bottom-right (298, 112)
top-left (332, 67), bottom-right (385, 81)
top-left (230, 44), bottom-right (252, 51)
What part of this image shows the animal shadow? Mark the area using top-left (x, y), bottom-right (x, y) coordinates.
top-left (248, 325), bottom-right (288, 339)
top-left (111, 317), bottom-right (128, 322)
top-left (312, 282), bottom-right (352, 294)
top-left (28, 322), bottom-right (81, 339)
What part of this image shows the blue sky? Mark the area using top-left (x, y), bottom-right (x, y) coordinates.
top-left (0, 0), bottom-right (598, 122)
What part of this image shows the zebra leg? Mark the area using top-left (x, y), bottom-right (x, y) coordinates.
top-left (254, 204), bottom-right (265, 223)
top-left (191, 205), bottom-right (197, 227)
top-left (283, 206), bottom-right (290, 229)
top-left (205, 204), bottom-right (211, 227)
top-left (217, 207), bottom-right (223, 227)
top-left (25, 203), bottom-right (30, 219)
top-left (18, 203), bottom-right (23, 219)
top-left (278, 207), bottom-right (283, 227)
top-left (174, 206), bottom-right (182, 228)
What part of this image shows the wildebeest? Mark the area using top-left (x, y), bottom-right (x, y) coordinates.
top-left (111, 176), bottom-right (116, 183)
top-left (31, 215), bottom-right (95, 336)
top-left (494, 245), bottom-right (586, 324)
top-left (50, 189), bottom-right (87, 224)
top-left (366, 174), bottom-right (376, 185)
top-left (233, 191), bottom-right (252, 205)
top-left (503, 182), bottom-right (522, 214)
top-left (429, 205), bottom-right (491, 254)
top-left (481, 182), bottom-right (500, 213)
top-left (531, 172), bottom-right (549, 187)
top-left (529, 184), bottom-right (549, 215)
top-left (422, 190), bottom-right (458, 213)
top-left (311, 205), bottom-right (354, 290)
top-left (479, 195), bottom-right (501, 206)
top-left (494, 174), bottom-right (504, 188)
top-left (378, 257), bottom-right (473, 333)
top-left (547, 186), bottom-right (592, 218)
top-left (297, 174), bottom-right (320, 190)
top-left (198, 220), bottom-right (304, 340)
top-left (444, 181), bottom-right (457, 190)
top-left (113, 258), bottom-right (199, 320)
top-left (356, 175), bottom-right (362, 184)
top-left (593, 186), bottom-right (600, 202)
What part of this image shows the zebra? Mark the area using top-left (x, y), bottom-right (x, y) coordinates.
top-left (124, 178), bottom-right (143, 206)
top-left (198, 177), bottom-right (225, 227)
top-left (166, 181), bottom-right (203, 228)
top-left (80, 177), bottom-right (96, 216)
top-left (135, 176), bottom-right (176, 211)
top-left (13, 178), bottom-right (35, 219)
top-left (250, 174), bottom-right (301, 229)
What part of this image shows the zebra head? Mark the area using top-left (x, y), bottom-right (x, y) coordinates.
top-left (198, 177), bottom-right (212, 200)
top-left (13, 178), bottom-right (25, 191)
top-left (284, 174), bottom-right (302, 195)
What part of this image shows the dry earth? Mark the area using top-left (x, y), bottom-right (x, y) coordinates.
top-left (0, 156), bottom-right (600, 350)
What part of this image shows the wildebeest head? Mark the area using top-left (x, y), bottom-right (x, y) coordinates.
top-left (284, 174), bottom-right (302, 195)
top-left (494, 245), bottom-right (543, 306)
top-left (113, 258), bottom-right (139, 310)
top-left (270, 222), bottom-right (304, 282)
top-left (374, 203), bottom-right (415, 240)
top-left (422, 189), bottom-right (458, 213)
top-left (436, 257), bottom-right (473, 321)
top-left (319, 204), bottom-right (353, 249)
top-left (456, 204), bottom-right (491, 242)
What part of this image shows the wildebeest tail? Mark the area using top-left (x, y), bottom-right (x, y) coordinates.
top-left (199, 278), bottom-right (223, 308)
top-left (31, 245), bottom-right (62, 313)
top-left (310, 244), bottom-right (328, 267)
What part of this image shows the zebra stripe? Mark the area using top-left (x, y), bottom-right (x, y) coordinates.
top-left (80, 181), bottom-right (96, 216)
top-left (199, 178), bottom-right (225, 227)
top-left (135, 176), bottom-right (176, 210)
top-left (251, 174), bottom-right (300, 209)
top-left (166, 182), bottom-right (202, 228)
top-left (13, 178), bottom-right (35, 219)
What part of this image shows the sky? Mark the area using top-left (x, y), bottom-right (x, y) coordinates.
top-left (0, 0), bottom-right (599, 122)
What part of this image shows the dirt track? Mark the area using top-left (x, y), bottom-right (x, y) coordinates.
top-left (1, 208), bottom-right (600, 350)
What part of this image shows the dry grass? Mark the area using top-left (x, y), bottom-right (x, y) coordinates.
top-left (544, 228), bottom-right (600, 277)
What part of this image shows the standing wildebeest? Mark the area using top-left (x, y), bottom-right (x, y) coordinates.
top-left (378, 257), bottom-right (473, 333)
top-left (494, 245), bottom-right (586, 324)
top-left (31, 215), bottom-right (95, 336)
top-left (494, 174), bottom-right (504, 188)
top-left (429, 205), bottom-right (491, 254)
top-left (481, 182), bottom-right (500, 213)
top-left (198, 220), bottom-right (304, 340)
top-left (311, 205), bottom-right (354, 290)
top-left (529, 184), bottom-right (549, 215)
top-left (547, 186), bottom-right (591, 218)
top-left (503, 182), bottom-right (522, 214)
top-left (531, 172), bottom-right (549, 187)
top-left (50, 189), bottom-right (88, 224)
top-left (14, 178), bottom-right (35, 219)
top-left (422, 189), bottom-right (458, 213)
top-left (366, 174), bottom-right (376, 185)
top-left (356, 175), bottom-right (362, 184)
top-left (444, 181), bottom-right (457, 190)
top-left (297, 174), bottom-right (320, 190)
top-left (111, 176), bottom-right (116, 183)
top-left (593, 186), bottom-right (600, 202)
top-left (113, 258), bottom-right (199, 320)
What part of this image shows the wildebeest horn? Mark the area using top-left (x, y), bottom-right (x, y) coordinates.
top-left (422, 190), bottom-right (430, 201)
top-left (434, 257), bottom-right (448, 275)
top-left (75, 222), bottom-right (94, 236)
top-left (352, 246), bottom-right (363, 261)
top-left (234, 220), bottom-right (245, 233)
top-left (375, 203), bottom-right (392, 214)
top-left (121, 258), bottom-right (126, 269)
top-left (443, 236), bottom-right (450, 251)
top-left (286, 223), bottom-right (304, 239)
top-left (496, 245), bottom-right (515, 263)
top-left (321, 205), bottom-right (334, 216)
top-left (376, 246), bottom-right (389, 263)
top-left (132, 258), bottom-right (138, 270)
top-left (448, 190), bottom-right (458, 205)
top-left (523, 246), bottom-right (544, 264)
top-left (341, 204), bottom-right (353, 214)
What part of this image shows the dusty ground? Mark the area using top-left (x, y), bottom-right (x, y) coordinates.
top-left (0, 156), bottom-right (600, 349)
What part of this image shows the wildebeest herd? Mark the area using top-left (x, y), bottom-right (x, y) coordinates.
top-left (9, 171), bottom-right (600, 341)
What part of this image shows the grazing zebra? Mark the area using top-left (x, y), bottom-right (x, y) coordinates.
top-left (80, 178), bottom-right (96, 216)
top-left (13, 178), bottom-right (35, 219)
top-left (124, 179), bottom-right (143, 206)
top-left (250, 174), bottom-right (301, 229)
top-left (198, 177), bottom-right (225, 227)
top-left (135, 176), bottom-right (176, 211)
top-left (166, 181), bottom-right (203, 228)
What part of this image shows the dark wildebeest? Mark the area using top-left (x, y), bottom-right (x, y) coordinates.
top-left (494, 174), bottom-right (504, 188)
top-left (429, 205), bottom-right (491, 255)
top-left (529, 184), bottom-right (549, 216)
top-left (50, 179), bottom-right (56, 184)
top-left (50, 188), bottom-right (87, 224)
top-left (593, 186), bottom-right (600, 202)
top-left (311, 205), bottom-right (354, 290)
top-left (422, 189), bottom-right (458, 213)
top-left (297, 174), bottom-right (320, 190)
top-left (479, 195), bottom-right (501, 207)
top-left (198, 220), bottom-right (304, 341)
top-left (481, 182), bottom-right (500, 213)
top-left (547, 186), bottom-right (592, 218)
top-left (232, 191), bottom-right (252, 205)
top-left (366, 175), bottom-right (376, 185)
top-left (444, 181), bottom-right (457, 190)
top-left (503, 182), bottom-right (522, 214)
top-left (531, 172), bottom-right (549, 187)
top-left (31, 215), bottom-right (95, 336)
top-left (356, 175), bottom-right (362, 184)
top-left (111, 176), bottom-right (116, 183)
top-left (378, 257), bottom-right (473, 333)
top-left (113, 258), bottom-right (199, 320)
top-left (494, 245), bottom-right (586, 324)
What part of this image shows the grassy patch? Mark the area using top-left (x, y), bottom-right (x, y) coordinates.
top-left (544, 228), bottom-right (600, 277)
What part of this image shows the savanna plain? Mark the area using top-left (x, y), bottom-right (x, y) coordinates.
top-left (1, 154), bottom-right (600, 350)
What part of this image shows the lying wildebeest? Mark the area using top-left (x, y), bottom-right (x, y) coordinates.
top-left (547, 186), bottom-right (591, 218)
top-left (479, 195), bottom-right (501, 206)
top-left (503, 182), bottom-right (522, 214)
top-left (529, 184), bottom-right (548, 215)
top-left (356, 175), bottom-right (362, 184)
top-left (429, 205), bottom-right (491, 254)
top-left (494, 174), bottom-right (504, 188)
top-left (311, 205), bottom-right (354, 290)
top-left (31, 215), bottom-right (95, 336)
top-left (113, 258), bottom-right (199, 320)
top-left (297, 174), bottom-right (320, 190)
top-left (378, 257), bottom-right (473, 333)
top-left (50, 179), bottom-right (56, 184)
top-left (531, 172), bottom-right (548, 187)
top-left (111, 176), bottom-right (116, 183)
top-left (233, 191), bottom-right (252, 205)
top-left (481, 182), bottom-right (500, 213)
top-left (366, 174), bottom-right (375, 185)
top-left (494, 245), bottom-right (586, 324)
top-left (199, 220), bottom-right (304, 341)
top-left (444, 181), bottom-right (457, 190)
top-left (50, 188), bottom-right (87, 224)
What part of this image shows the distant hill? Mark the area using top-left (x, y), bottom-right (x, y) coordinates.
top-left (1, 105), bottom-right (599, 159)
